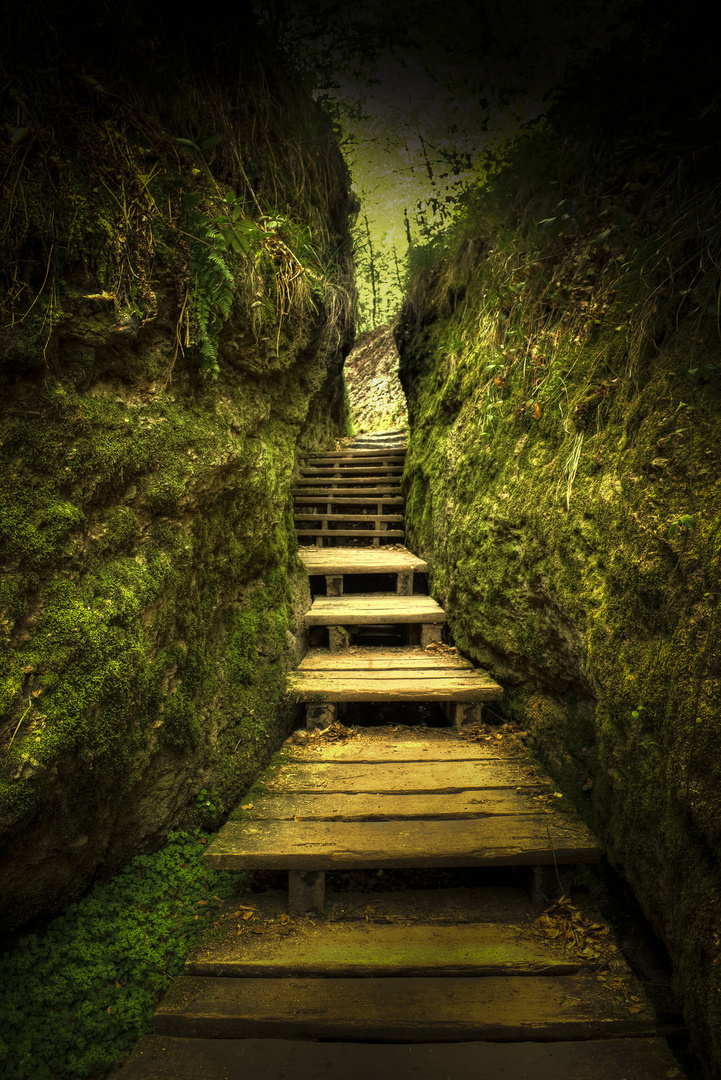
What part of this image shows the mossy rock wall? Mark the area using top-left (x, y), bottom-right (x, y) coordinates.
top-left (397, 131), bottom-right (721, 1071)
top-left (0, 4), bottom-right (354, 927)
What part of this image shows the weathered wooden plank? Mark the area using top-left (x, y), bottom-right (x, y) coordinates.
top-left (300, 449), bottom-right (406, 460)
top-left (309, 595), bottom-right (444, 607)
top-left (115, 1035), bottom-right (686, 1080)
top-left (296, 649), bottom-right (470, 671)
top-left (154, 974), bottom-right (651, 1041)
top-left (294, 513), bottom-right (405, 522)
top-left (294, 495), bottom-right (405, 504)
top-left (289, 733), bottom-right (505, 759)
top-left (205, 817), bottom-right (602, 870)
top-left (292, 486), bottom-right (402, 496)
top-left (185, 922), bottom-right (582, 979)
top-left (298, 549), bottom-right (426, 574)
top-left (292, 668), bottom-right (480, 681)
top-left (293, 476), bottom-right (403, 487)
top-left (262, 760), bottom-right (541, 793)
top-left (234, 790), bottom-right (554, 820)
top-left (305, 595), bottom-right (445, 625)
top-left (297, 648), bottom-right (468, 665)
top-left (300, 465), bottom-right (405, 476)
top-left (287, 675), bottom-right (501, 702)
top-left (297, 529), bottom-right (405, 539)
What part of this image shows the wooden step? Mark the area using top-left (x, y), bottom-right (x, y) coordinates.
top-left (284, 723), bottom-right (503, 753)
top-left (292, 486), bottom-right (402, 496)
top-left (234, 789), bottom-right (563, 821)
top-left (304, 594), bottom-right (445, 626)
top-left (297, 529), bottom-right (405, 539)
top-left (288, 674), bottom-right (500, 701)
top-left (293, 477), bottom-right (402, 487)
top-left (116, 1035), bottom-right (686, 1080)
top-left (294, 495), bottom-right (404, 505)
top-left (298, 549), bottom-right (425, 574)
top-left (295, 647), bottom-right (468, 672)
top-left (289, 647), bottom-right (502, 702)
top-left (185, 921), bottom-right (583, 979)
top-left (294, 513), bottom-right (405, 523)
top-left (205, 817), bottom-right (603, 871)
top-left (300, 449), bottom-right (406, 461)
top-left (153, 973), bottom-right (655, 1041)
top-left (300, 465), bottom-right (404, 476)
top-left (252, 758), bottom-right (549, 794)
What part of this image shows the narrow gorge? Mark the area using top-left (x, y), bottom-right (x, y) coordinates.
top-left (0, 2), bottom-right (719, 1078)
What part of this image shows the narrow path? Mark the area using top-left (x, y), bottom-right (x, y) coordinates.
top-left (117, 433), bottom-right (685, 1079)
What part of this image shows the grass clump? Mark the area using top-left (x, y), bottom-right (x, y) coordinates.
top-left (0, 830), bottom-right (240, 1079)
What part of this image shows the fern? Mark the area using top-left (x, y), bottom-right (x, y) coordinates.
top-left (182, 198), bottom-right (236, 379)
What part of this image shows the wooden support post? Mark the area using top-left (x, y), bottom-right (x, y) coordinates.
top-left (326, 575), bottom-right (343, 597)
top-left (529, 865), bottom-right (574, 913)
top-left (453, 702), bottom-right (483, 731)
top-left (306, 702), bottom-right (337, 730)
top-left (421, 624), bottom-right (442, 648)
top-left (328, 625), bottom-right (351, 652)
top-left (397, 571), bottom-right (413, 596)
top-left (288, 870), bottom-right (325, 916)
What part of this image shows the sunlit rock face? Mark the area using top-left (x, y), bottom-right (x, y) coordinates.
top-left (344, 323), bottom-right (408, 434)
top-left (0, 6), bottom-right (355, 928)
top-left (397, 129), bottom-right (721, 1072)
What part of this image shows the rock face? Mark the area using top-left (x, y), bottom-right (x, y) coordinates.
top-left (0, 5), bottom-right (355, 926)
top-left (397, 126), bottom-right (721, 1070)
top-left (344, 323), bottom-right (408, 434)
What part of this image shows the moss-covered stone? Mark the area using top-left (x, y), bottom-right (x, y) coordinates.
top-left (0, 3), bottom-right (355, 928)
top-left (398, 129), bottom-right (721, 1072)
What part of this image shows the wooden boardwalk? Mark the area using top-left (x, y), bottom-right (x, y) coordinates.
top-left (117, 433), bottom-right (686, 1079)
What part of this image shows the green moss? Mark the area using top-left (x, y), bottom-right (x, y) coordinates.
top-left (399, 126), bottom-right (721, 1073)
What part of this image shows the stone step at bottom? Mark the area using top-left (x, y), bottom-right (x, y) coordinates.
top-left (115, 1036), bottom-right (686, 1080)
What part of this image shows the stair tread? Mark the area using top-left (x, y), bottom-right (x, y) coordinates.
top-left (297, 529), bottom-right (405, 538)
top-left (116, 1035), bottom-right (685, 1080)
top-left (233, 789), bottom-right (572, 821)
top-left (247, 756), bottom-right (549, 793)
top-left (296, 647), bottom-right (466, 671)
top-left (305, 594), bottom-right (445, 625)
top-left (294, 513), bottom-right (404, 521)
top-left (185, 920), bottom-right (587, 978)
top-left (293, 477), bottom-right (402, 486)
top-left (292, 486), bottom-right (402, 495)
top-left (301, 450), bottom-right (406, 461)
top-left (153, 974), bottom-right (654, 1041)
top-left (300, 465), bottom-right (404, 475)
top-left (204, 816), bottom-right (603, 870)
top-left (287, 672), bottom-right (502, 701)
top-left (299, 548), bottom-right (425, 573)
top-left (284, 724), bottom-right (504, 755)
top-left (294, 495), bottom-right (405, 504)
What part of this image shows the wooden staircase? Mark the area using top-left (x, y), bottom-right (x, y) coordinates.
top-left (117, 432), bottom-right (686, 1079)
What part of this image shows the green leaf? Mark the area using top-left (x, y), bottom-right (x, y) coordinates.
top-left (176, 137), bottom-right (199, 150)
top-left (200, 134), bottom-right (223, 150)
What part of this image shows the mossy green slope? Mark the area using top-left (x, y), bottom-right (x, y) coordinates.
top-left (0, 2), bottom-right (355, 927)
top-left (398, 126), bottom-right (721, 1073)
